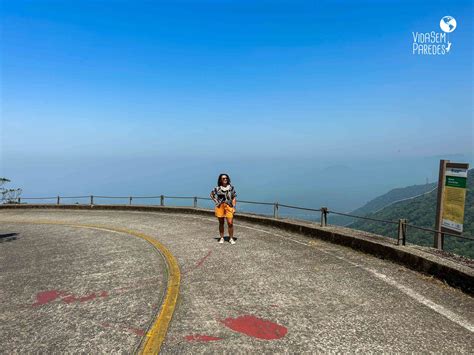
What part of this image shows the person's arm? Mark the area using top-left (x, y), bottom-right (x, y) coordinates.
top-left (232, 187), bottom-right (237, 210)
top-left (210, 188), bottom-right (220, 205)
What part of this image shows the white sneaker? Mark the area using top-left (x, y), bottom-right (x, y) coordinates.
top-left (218, 238), bottom-right (224, 244)
top-left (229, 238), bottom-right (236, 245)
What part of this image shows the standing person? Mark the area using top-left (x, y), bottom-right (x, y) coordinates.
top-left (210, 173), bottom-right (237, 244)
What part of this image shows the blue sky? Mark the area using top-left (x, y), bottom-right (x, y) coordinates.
top-left (1, 0), bottom-right (472, 209)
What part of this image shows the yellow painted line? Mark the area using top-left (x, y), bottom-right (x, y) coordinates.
top-left (1, 219), bottom-right (180, 354)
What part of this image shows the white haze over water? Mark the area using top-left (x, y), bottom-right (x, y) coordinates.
top-left (3, 152), bottom-right (472, 215)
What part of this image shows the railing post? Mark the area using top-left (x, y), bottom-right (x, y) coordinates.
top-left (397, 219), bottom-right (407, 246)
top-left (403, 219), bottom-right (407, 245)
top-left (193, 197), bottom-right (197, 208)
top-left (90, 195), bottom-right (94, 206)
top-left (320, 207), bottom-right (328, 227)
top-left (57, 196), bottom-right (60, 205)
top-left (273, 202), bottom-right (279, 219)
top-left (434, 159), bottom-right (448, 250)
top-left (160, 195), bottom-right (164, 206)
top-left (397, 219), bottom-right (402, 245)
top-left (129, 196), bottom-right (133, 205)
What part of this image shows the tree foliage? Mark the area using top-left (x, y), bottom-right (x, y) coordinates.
top-left (347, 169), bottom-right (474, 258)
top-left (0, 178), bottom-right (22, 204)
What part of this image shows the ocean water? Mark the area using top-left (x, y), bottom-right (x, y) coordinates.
top-left (6, 153), bottom-right (472, 222)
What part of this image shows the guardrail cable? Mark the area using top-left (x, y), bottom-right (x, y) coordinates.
top-left (126, 196), bottom-right (162, 199)
top-left (278, 203), bottom-right (321, 212)
top-left (406, 223), bottom-right (474, 241)
top-left (59, 196), bottom-right (90, 199)
top-left (164, 196), bottom-right (195, 199)
top-left (327, 210), bottom-right (399, 225)
top-left (12, 194), bottom-right (473, 243)
top-left (21, 197), bottom-right (58, 200)
top-left (95, 196), bottom-right (131, 199)
top-left (238, 199), bottom-right (275, 206)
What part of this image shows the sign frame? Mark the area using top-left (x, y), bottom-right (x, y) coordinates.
top-left (434, 160), bottom-right (469, 249)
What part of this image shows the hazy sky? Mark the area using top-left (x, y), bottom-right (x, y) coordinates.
top-left (1, 0), bottom-right (472, 209)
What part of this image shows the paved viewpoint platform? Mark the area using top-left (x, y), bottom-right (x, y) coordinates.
top-left (1, 208), bottom-right (473, 353)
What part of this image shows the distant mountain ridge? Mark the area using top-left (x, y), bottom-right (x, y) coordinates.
top-left (331, 182), bottom-right (437, 226)
top-left (348, 169), bottom-right (474, 258)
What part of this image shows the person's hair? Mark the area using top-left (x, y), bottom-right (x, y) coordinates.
top-left (217, 173), bottom-right (231, 186)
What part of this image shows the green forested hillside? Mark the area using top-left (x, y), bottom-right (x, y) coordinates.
top-left (331, 182), bottom-right (437, 226)
top-left (348, 169), bottom-right (473, 258)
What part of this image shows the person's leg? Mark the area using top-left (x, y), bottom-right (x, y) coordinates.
top-left (224, 205), bottom-right (235, 243)
top-left (218, 217), bottom-right (225, 242)
top-left (215, 204), bottom-right (225, 243)
top-left (227, 217), bottom-right (234, 243)
top-left (227, 218), bottom-right (233, 237)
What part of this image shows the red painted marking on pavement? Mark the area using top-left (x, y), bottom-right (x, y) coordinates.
top-left (32, 289), bottom-right (108, 307)
top-left (61, 295), bottom-right (78, 304)
top-left (221, 315), bottom-right (287, 340)
top-left (183, 250), bottom-right (212, 275)
top-left (185, 334), bottom-right (223, 342)
top-left (195, 250), bottom-right (212, 268)
top-left (32, 290), bottom-right (64, 306)
top-left (128, 327), bottom-right (146, 336)
top-left (116, 286), bottom-right (134, 293)
top-left (44, 291), bottom-right (108, 304)
top-left (79, 293), bottom-right (97, 302)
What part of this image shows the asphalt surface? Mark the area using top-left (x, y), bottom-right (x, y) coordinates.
top-left (0, 220), bottom-right (166, 353)
top-left (1, 209), bottom-right (473, 353)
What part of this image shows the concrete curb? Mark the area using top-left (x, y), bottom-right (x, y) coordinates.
top-left (1, 204), bottom-right (472, 295)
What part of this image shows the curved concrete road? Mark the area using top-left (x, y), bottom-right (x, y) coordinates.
top-left (1, 209), bottom-right (473, 353)
top-left (0, 220), bottom-right (167, 353)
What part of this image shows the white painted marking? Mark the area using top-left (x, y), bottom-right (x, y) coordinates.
top-left (189, 215), bottom-right (474, 333)
top-left (366, 267), bottom-right (474, 333)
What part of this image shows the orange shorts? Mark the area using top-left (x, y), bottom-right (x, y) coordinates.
top-left (215, 204), bottom-right (235, 219)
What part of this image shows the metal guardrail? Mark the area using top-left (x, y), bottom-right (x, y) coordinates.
top-left (327, 210), bottom-right (474, 245)
top-left (13, 194), bottom-right (474, 251)
top-left (405, 223), bottom-right (474, 241)
top-left (17, 194), bottom-right (323, 222)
